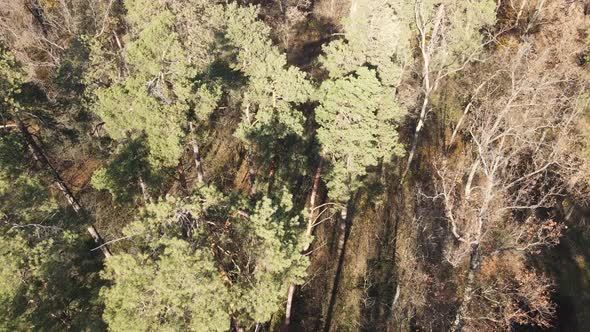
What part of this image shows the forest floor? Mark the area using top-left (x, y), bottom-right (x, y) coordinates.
top-left (544, 209), bottom-right (590, 332)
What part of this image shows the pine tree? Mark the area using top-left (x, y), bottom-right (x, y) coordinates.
top-left (322, 0), bottom-right (414, 87)
top-left (88, 0), bottom-right (223, 176)
top-left (316, 67), bottom-right (405, 204)
top-left (0, 231), bottom-right (105, 331)
top-left (101, 239), bottom-right (230, 332)
top-left (0, 129), bottom-right (105, 330)
top-left (315, 17), bottom-right (407, 330)
top-left (232, 190), bottom-right (309, 325)
top-left (100, 186), bottom-right (309, 330)
top-left (221, 4), bottom-right (313, 188)
top-left (90, 7), bottom-right (189, 169)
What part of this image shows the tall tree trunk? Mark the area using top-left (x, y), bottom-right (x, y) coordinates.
top-left (451, 243), bottom-right (481, 332)
top-left (305, 160), bottom-right (323, 246)
top-left (283, 160), bottom-right (323, 330)
top-left (401, 4), bottom-right (445, 182)
top-left (17, 119), bottom-right (112, 258)
top-left (189, 122), bottom-right (205, 184)
top-left (324, 205), bottom-right (350, 332)
top-left (401, 93), bottom-right (430, 181)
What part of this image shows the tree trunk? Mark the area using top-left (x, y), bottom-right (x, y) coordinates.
top-left (401, 4), bottom-right (445, 182)
top-left (17, 119), bottom-right (112, 258)
top-left (283, 283), bottom-right (296, 329)
top-left (451, 243), bottom-right (481, 332)
top-left (138, 176), bottom-right (152, 204)
top-left (305, 160), bottom-right (323, 246)
top-left (283, 161), bottom-right (323, 330)
top-left (25, 0), bottom-right (49, 36)
top-left (247, 152), bottom-right (257, 194)
top-left (401, 93), bottom-right (430, 182)
top-left (189, 122), bottom-right (205, 184)
top-left (324, 205), bottom-right (349, 332)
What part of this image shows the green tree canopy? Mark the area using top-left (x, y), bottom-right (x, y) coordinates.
top-left (88, 1), bottom-right (222, 170)
top-left (0, 230), bottom-right (105, 331)
top-left (101, 239), bottom-right (229, 332)
top-left (221, 4), bottom-right (312, 155)
top-left (321, 0), bottom-right (414, 87)
top-left (316, 67), bottom-right (405, 203)
top-left (100, 186), bottom-right (309, 330)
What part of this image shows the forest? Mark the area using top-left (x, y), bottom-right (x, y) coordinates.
top-left (1, 0), bottom-right (590, 331)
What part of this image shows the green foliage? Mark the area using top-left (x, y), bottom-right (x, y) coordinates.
top-left (0, 167), bottom-right (105, 330)
top-left (83, 35), bottom-right (120, 92)
top-left (101, 239), bottom-right (229, 332)
top-left (121, 187), bottom-right (228, 247)
top-left (222, 4), bottom-right (312, 144)
top-left (316, 67), bottom-right (405, 203)
top-left (195, 83), bottom-right (223, 120)
top-left (0, 235), bottom-right (27, 317)
top-left (91, 136), bottom-right (154, 203)
top-left (0, 47), bottom-right (24, 113)
top-left (316, 1), bottom-right (412, 204)
top-left (0, 175), bottom-right (58, 224)
top-left (92, 68), bottom-right (185, 168)
top-left (0, 132), bottom-right (26, 178)
top-left (417, 0), bottom-right (496, 73)
top-left (0, 51), bottom-right (106, 329)
top-left (88, 1), bottom-right (218, 169)
top-left (0, 230), bottom-right (106, 331)
top-left (322, 0), bottom-right (414, 87)
top-left (101, 186), bottom-right (308, 329)
top-left (169, 0), bottom-right (223, 73)
top-left (54, 36), bottom-right (91, 95)
top-left (233, 190), bottom-right (309, 323)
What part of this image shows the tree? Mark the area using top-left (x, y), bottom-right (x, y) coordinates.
top-left (321, 0), bottom-right (414, 88)
top-left (0, 47), bottom-right (111, 257)
top-left (89, 7), bottom-right (189, 169)
top-left (316, 19), bottom-right (407, 328)
top-left (434, 43), bottom-right (583, 331)
top-left (0, 231), bottom-right (105, 331)
top-left (402, 0), bottom-right (496, 180)
top-left (232, 190), bottom-right (309, 325)
top-left (88, 0), bottom-right (223, 188)
top-left (220, 3), bottom-right (313, 190)
top-left (0, 133), bottom-right (105, 330)
top-left (316, 67), bottom-right (404, 206)
top-left (100, 186), bottom-right (309, 330)
top-left (101, 239), bottom-right (230, 332)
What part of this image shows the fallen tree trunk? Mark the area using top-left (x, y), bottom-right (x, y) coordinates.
top-left (17, 119), bottom-right (112, 258)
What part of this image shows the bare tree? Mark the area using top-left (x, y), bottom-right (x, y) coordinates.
top-left (401, 0), bottom-right (496, 181)
top-left (434, 42), bottom-right (585, 331)
top-left (0, 0), bottom-right (113, 91)
top-left (272, 0), bottom-right (311, 50)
